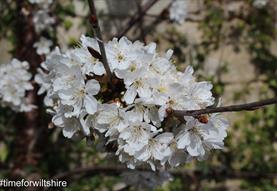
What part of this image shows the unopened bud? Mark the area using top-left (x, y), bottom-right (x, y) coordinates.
top-left (196, 115), bottom-right (209, 124)
top-left (166, 107), bottom-right (174, 115)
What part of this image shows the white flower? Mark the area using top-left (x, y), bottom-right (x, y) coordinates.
top-left (176, 115), bottom-right (228, 158)
top-left (0, 59), bottom-right (35, 112)
top-left (123, 76), bottom-right (153, 104)
top-left (134, 133), bottom-right (173, 170)
top-left (79, 35), bottom-right (106, 75)
top-left (131, 100), bottom-right (161, 127)
top-left (106, 37), bottom-right (142, 71)
top-left (154, 82), bottom-right (187, 120)
top-left (36, 35), bottom-right (230, 171)
top-left (183, 81), bottom-right (215, 109)
top-left (52, 105), bottom-right (84, 138)
top-left (115, 58), bottom-right (147, 86)
top-left (150, 57), bottom-right (173, 75)
top-left (52, 64), bottom-right (83, 93)
top-left (118, 114), bottom-right (158, 156)
top-left (253, 0), bottom-right (268, 8)
top-left (33, 9), bottom-right (55, 33)
top-left (95, 104), bottom-right (128, 137)
top-left (169, 0), bottom-right (189, 24)
top-left (34, 37), bottom-right (53, 55)
top-left (74, 49), bottom-right (105, 76)
top-left (59, 79), bottom-right (100, 116)
top-left (166, 140), bottom-right (188, 167)
top-left (116, 149), bottom-right (139, 169)
top-left (35, 68), bottom-right (51, 95)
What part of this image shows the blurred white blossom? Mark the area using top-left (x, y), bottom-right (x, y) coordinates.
top-left (169, 0), bottom-right (189, 24)
top-left (122, 171), bottom-right (172, 189)
top-left (34, 37), bottom-right (53, 55)
top-left (33, 9), bottom-right (55, 33)
top-left (253, 0), bottom-right (268, 8)
top-left (28, 0), bottom-right (53, 8)
top-left (0, 59), bottom-right (35, 112)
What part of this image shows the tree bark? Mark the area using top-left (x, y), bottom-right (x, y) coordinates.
top-left (11, 0), bottom-right (44, 178)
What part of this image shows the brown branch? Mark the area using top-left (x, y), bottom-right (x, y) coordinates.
top-left (172, 97), bottom-right (277, 117)
top-left (135, 0), bottom-right (147, 44)
top-left (116, 0), bottom-right (160, 38)
top-left (11, 0), bottom-right (47, 180)
top-left (87, 0), bottom-right (113, 85)
top-left (52, 165), bottom-right (277, 182)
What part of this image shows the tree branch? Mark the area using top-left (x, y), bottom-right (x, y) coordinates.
top-left (116, 0), bottom-right (160, 38)
top-left (135, 0), bottom-right (147, 44)
top-left (87, 0), bottom-right (113, 85)
top-left (52, 164), bottom-right (277, 182)
top-left (172, 97), bottom-right (277, 117)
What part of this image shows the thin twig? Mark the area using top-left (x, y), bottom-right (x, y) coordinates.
top-left (87, 0), bottom-right (113, 85)
top-left (172, 97), bottom-right (277, 117)
top-left (135, 0), bottom-right (147, 44)
top-left (116, 0), bottom-right (160, 38)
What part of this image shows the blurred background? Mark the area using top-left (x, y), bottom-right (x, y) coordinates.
top-left (0, 0), bottom-right (276, 190)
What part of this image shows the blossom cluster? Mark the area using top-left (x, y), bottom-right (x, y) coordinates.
top-left (36, 35), bottom-right (229, 170)
top-left (169, 0), bottom-right (189, 24)
top-left (29, 0), bottom-right (54, 55)
top-left (0, 59), bottom-right (35, 112)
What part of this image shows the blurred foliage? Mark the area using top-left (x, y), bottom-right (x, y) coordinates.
top-left (0, 0), bottom-right (277, 190)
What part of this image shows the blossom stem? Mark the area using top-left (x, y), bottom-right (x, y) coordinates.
top-left (172, 97), bottom-right (277, 117)
top-left (87, 0), bottom-right (113, 85)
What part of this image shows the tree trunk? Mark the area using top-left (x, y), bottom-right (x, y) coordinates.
top-left (11, 0), bottom-right (44, 179)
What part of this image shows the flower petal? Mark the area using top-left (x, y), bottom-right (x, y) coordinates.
top-left (123, 87), bottom-right (137, 104)
top-left (84, 95), bottom-right (98, 114)
top-left (86, 79), bottom-right (100, 95)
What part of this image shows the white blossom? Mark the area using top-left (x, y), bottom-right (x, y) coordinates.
top-left (33, 9), bottom-right (55, 33)
top-left (0, 59), bottom-right (35, 112)
top-left (176, 115), bottom-right (228, 159)
top-left (253, 0), bottom-right (268, 8)
top-left (36, 35), bottom-right (229, 171)
top-left (169, 0), bottom-right (189, 24)
top-left (134, 133), bottom-right (173, 170)
top-left (34, 37), bottom-right (53, 55)
top-left (59, 79), bottom-right (100, 116)
top-left (106, 37), bottom-right (144, 71)
top-left (118, 113), bottom-right (158, 156)
top-left (95, 104), bottom-right (128, 137)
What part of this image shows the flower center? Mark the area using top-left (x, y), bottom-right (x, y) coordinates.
top-left (167, 99), bottom-right (175, 106)
top-left (130, 64), bottom-right (136, 72)
top-left (133, 80), bottom-right (142, 88)
top-left (117, 53), bottom-right (125, 62)
top-left (189, 126), bottom-right (200, 135)
top-left (158, 86), bottom-right (167, 93)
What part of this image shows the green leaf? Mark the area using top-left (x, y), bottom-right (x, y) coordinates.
top-left (0, 143), bottom-right (8, 162)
